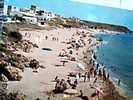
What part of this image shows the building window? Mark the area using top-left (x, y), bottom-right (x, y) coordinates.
top-left (0, 3), bottom-right (4, 8)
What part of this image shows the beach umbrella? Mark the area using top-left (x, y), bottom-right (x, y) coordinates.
top-left (64, 89), bottom-right (78, 95)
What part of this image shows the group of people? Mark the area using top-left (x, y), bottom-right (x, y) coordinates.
top-left (52, 73), bottom-right (103, 100)
top-left (53, 76), bottom-right (79, 94)
top-left (90, 50), bottom-right (110, 82)
top-left (45, 35), bottom-right (59, 41)
top-left (53, 78), bottom-right (67, 93)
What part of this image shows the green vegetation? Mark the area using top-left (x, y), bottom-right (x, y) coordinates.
top-left (3, 26), bottom-right (22, 42)
top-left (0, 82), bottom-right (26, 100)
top-left (81, 20), bottom-right (131, 33)
top-left (48, 17), bottom-right (130, 32)
top-left (9, 31), bottom-right (22, 41)
top-left (5, 91), bottom-right (26, 100)
top-left (0, 91), bottom-right (26, 100)
top-left (0, 43), bottom-right (7, 52)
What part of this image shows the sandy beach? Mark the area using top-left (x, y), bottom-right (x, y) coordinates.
top-left (6, 27), bottom-right (126, 100)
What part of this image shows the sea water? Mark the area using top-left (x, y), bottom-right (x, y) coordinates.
top-left (96, 33), bottom-right (133, 97)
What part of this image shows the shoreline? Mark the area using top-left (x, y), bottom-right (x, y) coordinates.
top-left (89, 34), bottom-right (129, 98)
top-left (6, 27), bottom-right (128, 100)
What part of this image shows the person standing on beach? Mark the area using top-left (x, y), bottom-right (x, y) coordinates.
top-left (78, 72), bottom-right (81, 79)
top-left (107, 73), bottom-right (109, 80)
top-left (45, 36), bottom-right (48, 40)
top-left (92, 60), bottom-right (95, 66)
top-left (93, 77), bottom-right (97, 85)
top-left (54, 76), bottom-right (59, 82)
top-left (118, 79), bottom-right (121, 86)
top-left (84, 72), bottom-right (87, 82)
top-left (76, 73), bottom-right (80, 81)
top-left (90, 67), bottom-right (94, 75)
top-left (98, 69), bottom-right (102, 78)
top-left (71, 79), bottom-right (78, 89)
top-left (96, 63), bottom-right (99, 70)
top-left (89, 59), bottom-right (92, 64)
top-left (54, 79), bottom-right (61, 93)
top-left (102, 68), bottom-right (106, 81)
top-left (62, 61), bottom-right (66, 66)
top-left (94, 69), bottom-right (97, 78)
top-left (74, 79), bottom-right (78, 86)
top-left (78, 90), bottom-right (83, 98)
top-left (87, 72), bottom-right (90, 82)
top-left (67, 77), bottom-right (71, 85)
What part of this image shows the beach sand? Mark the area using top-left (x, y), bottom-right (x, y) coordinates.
top-left (6, 27), bottom-right (124, 100)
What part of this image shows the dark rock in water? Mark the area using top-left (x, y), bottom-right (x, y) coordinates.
top-left (29, 59), bottom-right (39, 69)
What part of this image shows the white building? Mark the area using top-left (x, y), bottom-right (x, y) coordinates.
top-left (23, 16), bottom-right (37, 24)
top-left (0, 0), bottom-right (4, 34)
top-left (7, 6), bottom-right (37, 24)
top-left (7, 5), bottom-right (19, 16)
top-left (37, 12), bottom-right (56, 25)
top-left (6, 5), bottom-right (56, 25)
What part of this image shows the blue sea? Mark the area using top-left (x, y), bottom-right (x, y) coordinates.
top-left (96, 34), bottom-right (133, 97)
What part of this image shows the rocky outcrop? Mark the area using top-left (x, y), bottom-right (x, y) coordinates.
top-left (0, 45), bottom-right (28, 81)
top-left (29, 59), bottom-right (42, 69)
top-left (6, 40), bottom-right (38, 53)
top-left (4, 66), bottom-right (22, 81)
top-left (0, 61), bottom-right (22, 81)
top-left (0, 30), bottom-right (41, 82)
top-left (0, 74), bottom-right (8, 82)
top-left (0, 54), bottom-right (44, 81)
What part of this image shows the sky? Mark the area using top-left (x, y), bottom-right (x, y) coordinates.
top-left (5, 0), bottom-right (133, 11)
top-left (70, 0), bottom-right (133, 10)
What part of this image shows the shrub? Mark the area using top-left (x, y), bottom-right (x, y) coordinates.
top-left (0, 43), bottom-right (7, 52)
top-left (9, 31), bottom-right (22, 41)
top-left (2, 91), bottom-right (26, 100)
top-left (3, 25), bottom-right (22, 42)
